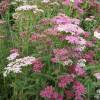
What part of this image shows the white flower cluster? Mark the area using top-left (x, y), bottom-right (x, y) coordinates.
top-left (3, 56), bottom-right (36, 77)
top-left (15, 0), bottom-right (28, 2)
top-left (15, 5), bottom-right (44, 13)
top-left (77, 59), bottom-right (86, 67)
top-left (94, 31), bottom-right (100, 39)
top-left (63, 59), bottom-right (73, 66)
top-left (41, 0), bottom-right (59, 6)
top-left (41, 0), bottom-right (50, 3)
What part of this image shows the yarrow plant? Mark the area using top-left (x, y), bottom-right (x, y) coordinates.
top-left (1, 0), bottom-right (100, 100)
top-left (4, 51), bottom-right (36, 77)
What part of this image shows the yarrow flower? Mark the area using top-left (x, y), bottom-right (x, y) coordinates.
top-left (7, 49), bottom-right (19, 61)
top-left (3, 56), bottom-right (36, 77)
top-left (15, 5), bottom-right (44, 13)
top-left (94, 30), bottom-right (100, 39)
top-left (52, 13), bottom-right (80, 25)
top-left (75, 64), bottom-right (86, 76)
top-left (63, 59), bottom-right (73, 66)
top-left (65, 35), bottom-right (86, 45)
top-left (32, 59), bottom-right (44, 72)
top-left (15, 0), bottom-right (28, 2)
top-left (77, 59), bottom-right (86, 67)
top-left (94, 72), bottom-right (100, 80)
top-left (57, 24), bottom-right (84, 35)
top-left (40, 86), bottom-right (63, 100)
top-left (85, 16), bottom-right (95, 21)
top-left (7, 52), bottom-right (19, 61)
top-left (73, 81), bottom-right (86, 100)
top-left (58, 75), bottom-right (73, 88)
top-left (84, 51), bottom-right (95, 64)
top-left (15, 5), bottom-right (38, 11)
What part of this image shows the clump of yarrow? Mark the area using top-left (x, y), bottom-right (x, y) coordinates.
top-left (15, 5), bottom-right (44, 13)
top-left (3, 51), bottom-right (36, 77)
top-left (13, 5), bottom-right (44, 19)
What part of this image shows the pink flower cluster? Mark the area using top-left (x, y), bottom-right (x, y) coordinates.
top-left (57, 24), bottom-right (84, 35)
top-left (52, 13), bottom-right (80, 25)
top-left (40, 86), bottom-right (63, 100)
top-left (73, 81), bottom-right (86, 100)
top-left (58, 75), bottom-right (74, 88)
top-left (65, 35), bottom-right (86, 45)
top-left (69, 64), bottom-right (86, 77)
top-left (32, 59), bottom-right (44, 72)
top-left (84, 51), bottom-right (95, 64)
top-left (75, 65), bottom-right (86, 76)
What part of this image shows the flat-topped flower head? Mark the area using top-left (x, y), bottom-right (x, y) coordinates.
top-left (15, 5), bottom-right (38, 11)
top-left (41, 0), bottom-right (50, 3)
top-left (57, 24), bottom-right (84, 35)
top-left (4, 56), bottom-right (36, 77)
top-left (52, 13), bottom-right (80, 25)
top-left (73, 81), bottom-right (86, 100)
top-left (58, 75), bottom-right (74, 88)
top-left (94, 31), bottom-right (100, 39)
top-left (15, 5), bottom-right (44, 13)
top-left (65, 35), bottom-right (86, 45)
top-left (40, 86), bottom-right (63, 100)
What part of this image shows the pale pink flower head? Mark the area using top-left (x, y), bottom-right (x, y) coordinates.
top-left (7, 52), bottom-right (19, 61)
top-left (65, 35), bottom-right (86, 45)
top-left (8, 48), bottom-right (19, 61)
top-left (51, 14), bottom-right (80, 25)
top-left (94, 73), bottom-right (100, 80)
top-left (57, 24), bottom-right (84, 35)
top-left (75, 64), bottom-right (86, 76)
